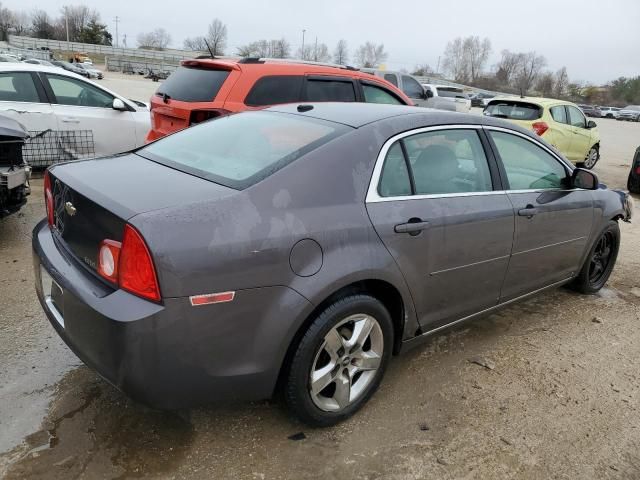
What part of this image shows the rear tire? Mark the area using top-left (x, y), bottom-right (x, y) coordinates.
top-left (284, 294), bottom-right (393, 427)
top-left (571, 221), bottom-right (620, 294)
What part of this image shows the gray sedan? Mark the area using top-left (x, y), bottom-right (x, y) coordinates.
top-left (33, 103), bottom-right (632, 426)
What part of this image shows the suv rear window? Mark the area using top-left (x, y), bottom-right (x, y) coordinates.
top-left (157, 66), bottom-right (229, 102)
top-left (245, 75), bottom-right (303, 106)
top-left (138, 111), bottom-right (349, 189)
top-left (484, 100), bottom-right (542, 120)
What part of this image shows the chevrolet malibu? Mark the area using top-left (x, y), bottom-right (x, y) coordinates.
top-left (34, 103), bottom-right (632, 426)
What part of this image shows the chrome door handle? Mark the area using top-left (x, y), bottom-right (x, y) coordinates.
top-left (61, 117), bottom-right (80, 124)
top-left (518, 205), bottom-right (538, 218)
top-left (394, 220), bottom-right (430, 235)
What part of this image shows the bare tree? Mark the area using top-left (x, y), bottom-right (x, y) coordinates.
top-left (0, 4), bottom-right (14, 41)
top-left (206, 18), bottom-right (227, 56)
top-left (60, 5), bottom-right (97, 42)
top-left (296, 44), bottom-right (313, 60)
top-left (536, 71), bottom-right (555, 97)
top-left (271, 38), bottom-right (290, 58)
top-left (442, 37), bottom-right (468, 82)
top-left (514, 52), bottom-right (547, 94)
top-left (13, 11), bottom-right (30, 36)
top-left (137, 28), bottom-right (171, 50)
top-left (31, 9), bottom-right (55, 39)
top-left (354, 41), bottom-right (387, 68)
top-left (333, 39), bottom-right (348, 65)
top-left (495, 50), bottom-right (522, 86)
top-left (464, 36), bottom-right (491, 82)
top-left (183, 36), bottom-right (207, 51)
top-left (312, 43), bottom-right (330, 63)
top-left (554, 66), bottom-right (569, 98)
top-left (238, 38), bottom-right (290, 58)
top-left (412, 63), bottom-right (433, 76)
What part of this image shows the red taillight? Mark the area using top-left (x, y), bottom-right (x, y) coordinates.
top-left (44, 171), bottom-right (54, 227)
top-left (97, 225), bottom-right (161, 302)
top-left (532, 121), bottom-right (549, 136)
top-left (189, 109), bottom-right (229, 126)
top-left (118, 224), bottom-right (161, 302)
top-left (636, 166), bottom-right (640, 175)
top-left (97, 239), bottom-right (121, 283)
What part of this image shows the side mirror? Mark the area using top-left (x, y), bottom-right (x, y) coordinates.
top-left (112, 98), bottom-right (127, 111)
top-left (423, 89), bottom-right (433, 100)
top-left (571, 168), bottom-right (598, 190)
top-left (587, 120), bottom-right (597, 129)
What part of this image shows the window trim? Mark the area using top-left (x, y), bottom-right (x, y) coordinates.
top-left (367, 125), bottom-right (503, 203)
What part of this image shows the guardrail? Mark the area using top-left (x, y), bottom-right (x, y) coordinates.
top-left (0, 44), bottom-right (49, 61)
top-left (105, 56), bottom-right (179, 75)
top-left (8, 35), bottom-right (199, 63)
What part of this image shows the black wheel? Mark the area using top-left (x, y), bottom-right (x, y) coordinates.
top-left (571, 221), bottom-right (620, 294)
top-left (284, 294), bottom-right (393, 427)
top-left (581, 145), bottom-right (600, 169)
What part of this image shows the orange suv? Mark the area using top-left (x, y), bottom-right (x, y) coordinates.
top-left (146, 58), bottom-right (413, 141)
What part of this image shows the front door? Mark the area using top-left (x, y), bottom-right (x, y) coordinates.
top-left (400, 75), bottom-right (427, 107)
top-left (486, 128), bottom-right (594, 301)
top-left (566, 105), bottom-right (593, 162)
top-left (366, 127), bottom-right (514, 330)
top-left (42, 73), bottom-right (139, 158)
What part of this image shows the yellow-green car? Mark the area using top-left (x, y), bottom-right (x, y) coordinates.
top-left (484, 97), bottom-right (601, 169)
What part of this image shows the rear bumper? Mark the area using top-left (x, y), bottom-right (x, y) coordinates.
top-left (33, 219), bottom-right (313, 409)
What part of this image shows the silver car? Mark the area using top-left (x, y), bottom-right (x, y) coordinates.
top-left (33, 103), bottom-right (632, 426)
top-left (617, 105), bottom-right (640, 122)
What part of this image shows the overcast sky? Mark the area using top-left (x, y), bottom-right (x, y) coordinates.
top-left (4, 0), bottom-right (639, 83)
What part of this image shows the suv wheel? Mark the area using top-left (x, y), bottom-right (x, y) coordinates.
top-left (284, 295), bottom-right (393, 427)
top-left (571, 221), bottom-right (620, 294)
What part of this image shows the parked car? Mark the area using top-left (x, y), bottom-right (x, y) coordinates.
top-left (0, 64), bottom-right (149, 165)
top-left (484, 97), bottom-right (601, 168)
top-left (579, 104), bottom-right (602, 118)
top-left (74, 62), bottom-right (103, 80)
top-left (0, 54), bottom-right (19, 63)
top-left (422, 84), bottom-right (470, 112)
top-left (361, 69), bottom-right (436, 108)
top-left (147, 59), bottom-right (412, 141)
top-left (617, 105), bottom-right (640, 122)
top-left (34, 103), bottom-right (632, 426)
top-left (471, 92), bottom-right (495, 107)
top-left (50, 60), bottom-right (90, 78)
top-left (628, 146), bottom-right (640, 194)
top-left (0, 114), bottom-right (30, 218)
top-left (599, 106), bottom-right (621, 119)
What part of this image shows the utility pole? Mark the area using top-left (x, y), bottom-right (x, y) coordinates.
top-left (436, 56), bottom-right (440, 75)
top-left (122, 34), bottom-right (127, 48)
top-left (65, 10), bottom-right (69, 43)
top-left (114, 16), bottom-right (120, 48)
top-left (301, 29), bottom-right (306, 60)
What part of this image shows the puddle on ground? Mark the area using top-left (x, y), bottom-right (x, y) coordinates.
top-left (2, 367), bottom-right (195, 479)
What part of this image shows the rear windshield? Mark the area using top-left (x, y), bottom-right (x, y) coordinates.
top-left (484, 100), bottom-right (542, 120)
top-left (138, 111), bottom-right (349, 189)
top-left (436, 87), bottom-right (464, 98)
top-left (156, 66), bottom-right (229, 102)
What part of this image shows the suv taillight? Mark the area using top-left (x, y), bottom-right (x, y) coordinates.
top-left (44, 171), bottom-right (53, 227)
top-left (532, 121), bottom-right (549, 136)
top-left (97, 224), bottom-right (161, 302)
top-left (189, 109), bottom-right (229, 126)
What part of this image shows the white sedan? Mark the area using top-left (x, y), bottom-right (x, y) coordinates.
top-left (0, 64), bottom-right (149, 165)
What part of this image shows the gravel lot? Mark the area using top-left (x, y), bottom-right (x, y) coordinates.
top-left (0, 82), bottom-right (639, 479)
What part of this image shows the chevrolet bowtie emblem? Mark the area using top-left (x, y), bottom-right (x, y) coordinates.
top-left (64, 201), bottom-right (77, 216)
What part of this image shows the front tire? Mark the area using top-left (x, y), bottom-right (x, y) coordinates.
top-left (571, 221), bottom-right (620, 294)
top-left (284, 295), bottom-right (393, 427)
top-left (581, 145), bottom-right (600, 169)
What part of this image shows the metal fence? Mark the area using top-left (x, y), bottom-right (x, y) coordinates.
top-left (24, 130), bottom-right (95, 169)
top-left (9, 35), bottom-right (197, 63)
top-left (105, 56), bottom-right (179, 75)
top-left (0, 44), bottom-right (50, 61)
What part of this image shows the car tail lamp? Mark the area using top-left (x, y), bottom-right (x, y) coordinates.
top-left (44, 171), bottom-right (54, 227)
top-left (189, 109), bottom-right (229, 126)
top-left (532, 122), bottom-right (549, 136)
top-left (636, 165), bottom-right (640, 175)
top-left (97, 225), bottom-right (161, 302)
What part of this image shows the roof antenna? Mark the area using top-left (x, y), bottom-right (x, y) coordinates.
top-left (203, 39), bottom-right (215, 59)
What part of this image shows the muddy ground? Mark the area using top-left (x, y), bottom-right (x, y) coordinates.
top-left (1, 114), bottom-right (639, 479)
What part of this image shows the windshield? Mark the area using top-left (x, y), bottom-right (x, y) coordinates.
top-left (484, 100), bottom-right (542, 120)
top-left (138, 111), bottom-right (349, 189)
top-left (157, 66), bottom-right (230, 102)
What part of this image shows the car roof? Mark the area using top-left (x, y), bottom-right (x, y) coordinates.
top-left (266, 102), bottom-right (525, 130)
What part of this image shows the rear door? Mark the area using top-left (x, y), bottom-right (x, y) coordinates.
top-left (548, 105), bottom-right (573, 156)
top-left (486, 128), bottom-right (593, 301)
top-left (366, 126), bottom-right (514, 330)
top-left (42, 73), bottom-right (139, 157)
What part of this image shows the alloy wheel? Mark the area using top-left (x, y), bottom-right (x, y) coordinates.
top-left (309, 314), bottom-right (384, 412)
top-left (589, 231), bottom-right (614, 284)
top-left (583, 148), bottom-right (599, 169)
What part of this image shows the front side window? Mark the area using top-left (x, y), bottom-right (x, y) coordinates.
top-left (0, 72), bottom-right (41, 103)
top-left (305, 79), bottom-right (356, 102)
top-left (139, 111), bottom-right (349, 189)
top-left (244, 75), bottom-right (303, 106)
top-left (362, 84), bottom-right (403, 105)
top-left (401, 75), bottom-right (424, 99)
top-left (46, 74), bottom-right (114, 108)
top-left (550, 105), bottom-right (568, 124)
top-left (384, 74), bottom-right (398, 87)
top-left (489, 131), bottom-right (568, 190)
top-left (567, 106), bottom-right (586, 128)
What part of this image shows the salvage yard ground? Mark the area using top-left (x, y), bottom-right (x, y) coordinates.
top-left (1, 76), bottom-right (639, 479)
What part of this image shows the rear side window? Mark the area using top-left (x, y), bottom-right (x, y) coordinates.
top-left (244, 75), bottom-right (303, 106)
top-left (139, 111), bottom-right (349, 189)
top-left (379, 143), bottom-right (411, 197)
top-left (305, 79), bottom-right (356, 102)
top-left (384, 74), bottom-right (398, 87)
top-left (362, 84), bottom-right (403, 105)
top-left (550, 106), bottom-right (568, 124)
top-left (484, 101), bottom-right (542, 120)
top-left (157, 67), bottom-right (230, 102)
top-left (0, 72), bottom-right (40, 103)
